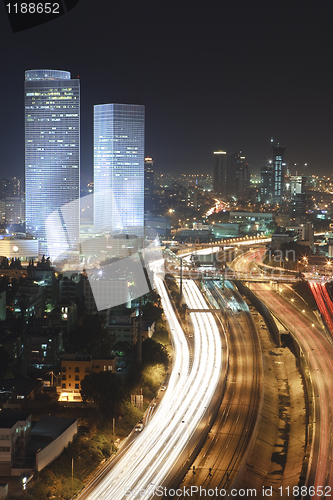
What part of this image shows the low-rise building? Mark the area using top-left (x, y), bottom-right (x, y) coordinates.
top-left (27, 416), bottom-right (77, 472)
top-left (229, 211), bottom-right (273, 232)
top-left (177, 227), bottom-right (212, 243)
top-left (0, 238), bottom-right (38, 261)
top-left (107, 307), bottom-right (138, 344)
top-left (48, 302), bottom-right (77, 334)
top-left (1, 379), bottom-right (43, 411)
top-left (14, 280), bottom-right (45, 318)
top-left (285, 222), bottom-right (314, 250)
top-left (0, 411), bottom-right (32, 476)
top-left (270, 231), bottom-right (297, 250)
top-left (26, 322), bottom-right (62, 370)
top-left (59, 353), bottom-right (117, 402)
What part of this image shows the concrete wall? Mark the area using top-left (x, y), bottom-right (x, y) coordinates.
top-left (36, 420), bottom-right (78, 472)
top-left (0, 483), bottom-right (8, 499)
top-left (233, 280), bottom-right (281, 347)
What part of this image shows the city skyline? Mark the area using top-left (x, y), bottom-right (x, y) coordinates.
top-left (1, 2), bottom-right (333, 178)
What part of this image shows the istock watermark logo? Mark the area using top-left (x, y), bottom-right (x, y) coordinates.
top-left (45, 192), bottom-right (165, 311)
top-left (4, 0), bottom-right (81, 33)
top-left (124, 485), bottom-right (260, 497)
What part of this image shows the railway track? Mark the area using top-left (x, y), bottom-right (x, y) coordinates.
top-left (175, 282), bottom-right (263, 498)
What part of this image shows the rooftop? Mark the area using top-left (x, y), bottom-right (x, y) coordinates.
top-left (0, 411), bottom-right (30, 430)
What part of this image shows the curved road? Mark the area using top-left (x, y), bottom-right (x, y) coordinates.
top-left (77, 272), bottom-right (223, 500)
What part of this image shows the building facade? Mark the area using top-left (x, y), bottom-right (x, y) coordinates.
top-left (25, 69), bottom-right (80, 260)
top-left (0, 412), bottom-right (31, 476)
top-left (59, 354), bottom-right (117, 402)
top-left (227, 151), bottom-right (250, 200)
top-left (144, 156), bottom-right (154, 212)
top-left (260, 165), bottom-right (273, 203)
top-left (213, 151), bottom-right (227, 198)
top-left (93, 103), bottom-right (144, 233)
top-left (270, 141), bottom-right (286, 203)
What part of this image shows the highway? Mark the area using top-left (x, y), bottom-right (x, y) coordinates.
top-left (232, 246), bottom-right (298, 281)
top-left (309, 281), bottom-right (333, 336)
top-left (176, 280), bottom-right (263, 497)
top-left (77, 270), bottom-right (223, 500)
top-left (244, 279), bottom-right (333, 498)
top-left (231, 247), bottom-right (333, 496)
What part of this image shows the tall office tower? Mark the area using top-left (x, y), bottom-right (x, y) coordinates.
top-left (144, 157), bottom-right (154, 213)
top-left (213, 151), bottom-right (227, 198)
top-left (260, 165), bottom-right (273, 203)
top-left (270, 140), bottom-right (286, 203)
top-left (290, 175), bottom-right (305, 197)
top-left (25, 70), bottom-right (80, 259)
top-left (93, 104), bottom-right (144, 233)
top-left (227, 151), bottom-right (250, 200)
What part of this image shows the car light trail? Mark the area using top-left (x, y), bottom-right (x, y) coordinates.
top-left (248, 281), bottom-right (333, 498)
top-left (79, 264), bottom-right (222, 500)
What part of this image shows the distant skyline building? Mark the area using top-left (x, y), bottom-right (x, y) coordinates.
top-left (227, 151), bottom-right (250, 200)
top-left (213, 151), bottom-right (227, 198)
top-left (144, 156), bottom-right (154, 213)
top-left (290, 175), bottom-right (305, 197)
top-left (260, 165), bottom-right (273, 203)
top-left (270, 139), bottom-right (286, 203)
top-left (25, 69), bottom-right (80, 259)
top-left (213, 150), bottom-right (250, 201)
top-left (93, 103), bottom-right (144, 233)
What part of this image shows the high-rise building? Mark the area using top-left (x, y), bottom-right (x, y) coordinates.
top-left (213, 150), bottom-right (250, 201)
top-left (260, 165), bottom-right (273, 203)
top-left (213, 151), bottom-right (227, 198)
top-left (144, 157), bottom-right (154, 213)
top-left (270, 140), bottom-right (286, 203)
top-left (290, 175), bottom-right (305, 197)
top-left (93, 104), bottom-right (144, 233)
top-left (25, 70), bottom-right (80, 259)
top-left (227, 152), bottom-right (250, 200)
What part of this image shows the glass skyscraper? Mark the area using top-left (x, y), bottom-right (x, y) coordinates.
top-left (93, 103), bottom-right (144, 233)
top-left (25, 69), bottom-right (80, 259)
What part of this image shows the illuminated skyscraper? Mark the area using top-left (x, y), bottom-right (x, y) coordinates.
top-left (270, 139), bottom-right (286, 203)
top-left (93, 103), bottom-right (144, 233)
top-left (25, 69), bottom-right (80, 259)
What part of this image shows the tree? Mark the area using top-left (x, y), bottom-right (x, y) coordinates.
top-left (112, 341), bottom-right (133, 357)
top-left (142, 301), bottom-right (163, 322)
top-left (266, 221), bottom-right (278, 233)
top-left (80, 371), bottom-right (125, 416)
top-left (64, 314), bottom-right (113, 356)
top-left (142, 338), bottom-right (169, 369)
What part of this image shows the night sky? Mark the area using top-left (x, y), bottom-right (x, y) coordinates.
top-left (1, 0), bottom-right (333, 180)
